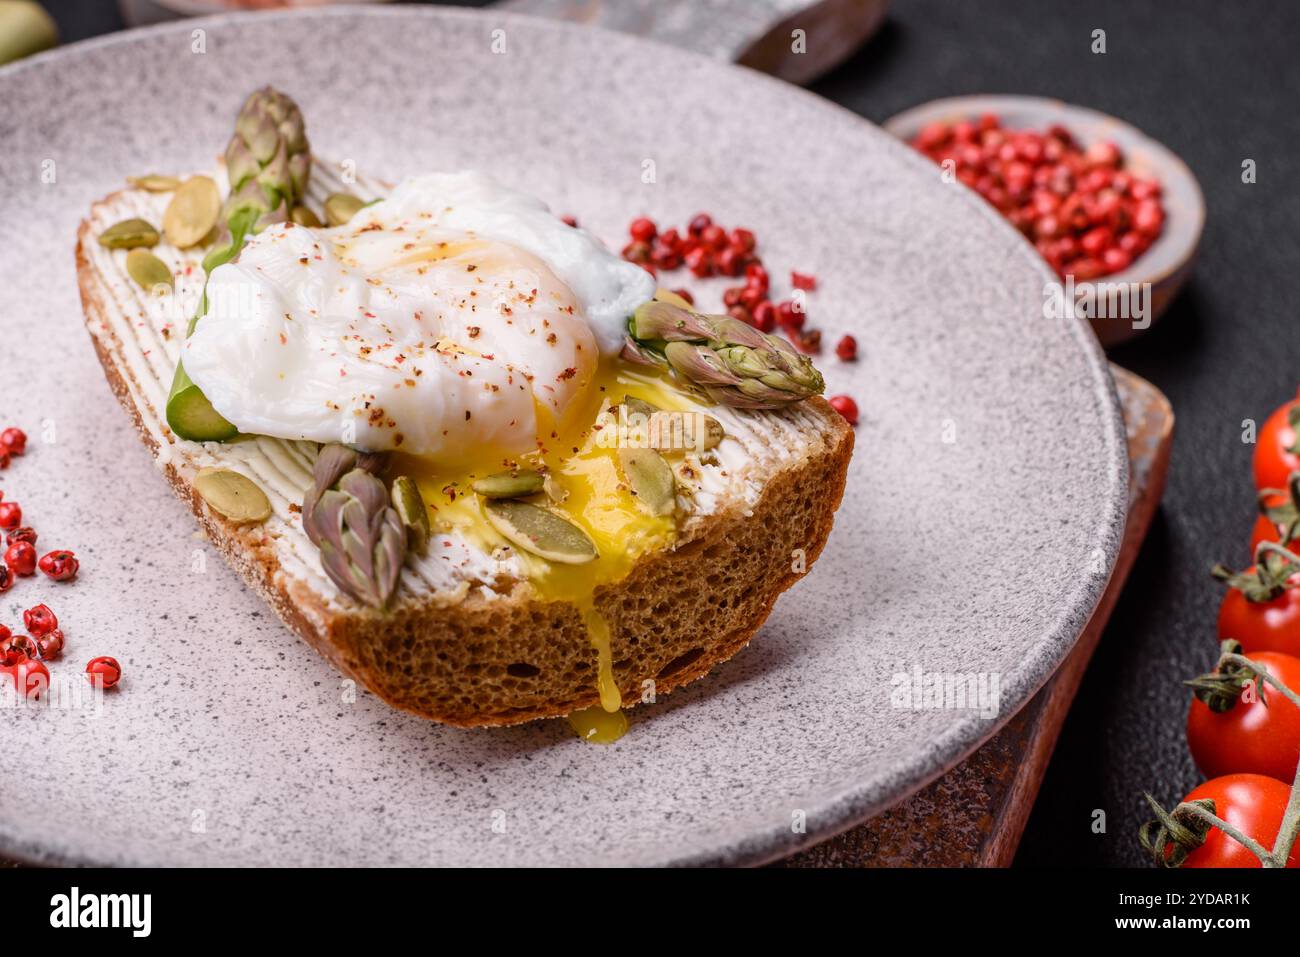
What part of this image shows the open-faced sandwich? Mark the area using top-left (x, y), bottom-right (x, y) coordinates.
top-left (75, 89), bottom-right (853, 739)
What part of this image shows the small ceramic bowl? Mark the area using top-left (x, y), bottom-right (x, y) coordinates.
top-left (885, 94), bottom-right (1204, 347)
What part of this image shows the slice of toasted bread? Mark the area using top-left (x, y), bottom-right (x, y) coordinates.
top-left (74, 162), bottom-right (854, 727)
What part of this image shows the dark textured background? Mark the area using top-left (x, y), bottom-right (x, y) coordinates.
top-left (804, 0), bottom-right (1298, 869)
top-left (39, 0), bottom-right (1300, 867)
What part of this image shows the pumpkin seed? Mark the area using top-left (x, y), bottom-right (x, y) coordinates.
top-left (645, 410), bottom-right (724, 452)
top-left (127, 174), bottom-right (181, 192)
top-left (97, 218), bottom-right (159, 249)
top-left (472, 468), bottom-right (545, 499)
top-left (543, 474), bottom-right (569, 504)
top-left (698, 415), bottom-right (725, 450)
top-left (391, 475), bottom-right (431, 557)
top-left (163, 176), bottom-right (221, 249)
top-left (291, 204), bottom-right (323, 228)
top-left (617, 395), bottom-right (660, 449)
top-left (484, 500), bottom-right (597, 564)
top-left (125, 249), bottom-right (172, 291)
top-left (194, 468), bottom-right (272, 525)
top-left (324, 192), bottom-right (365, 226)
top-left (617, 448), bottom-right (676, 517)
top-left (620, 395), bottom-right (660, 419)
top-left (654, 288), bottom-right (695, 311)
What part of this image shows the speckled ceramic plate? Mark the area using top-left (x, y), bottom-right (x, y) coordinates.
top-left (0, 7), bottom-right (1126, 866)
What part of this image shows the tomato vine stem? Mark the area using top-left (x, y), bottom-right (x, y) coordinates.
top-left (1140, 646), bottom-right (1300, 867)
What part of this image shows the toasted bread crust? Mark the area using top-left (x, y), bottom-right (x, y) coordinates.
top-left (76, 217), bottom-right (853, 727)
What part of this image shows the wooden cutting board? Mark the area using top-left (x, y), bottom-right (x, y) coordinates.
top-left (776, 365), bottom-right (1173, 866)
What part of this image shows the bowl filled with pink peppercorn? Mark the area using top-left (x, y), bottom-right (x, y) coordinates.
top-left (886, 95), bottom-right (1204, 347)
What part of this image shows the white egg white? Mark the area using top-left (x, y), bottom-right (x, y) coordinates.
top-left (183, 172), bottom-right (655, 462)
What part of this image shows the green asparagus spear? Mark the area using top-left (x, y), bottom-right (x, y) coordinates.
top-left (165, 87), bottom-right (312, 441)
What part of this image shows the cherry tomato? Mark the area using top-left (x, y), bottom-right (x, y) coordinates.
top-left (1254, 392), bottom-right (1300, 492)
top-left (1250, 487), bottom-right (1300, 560)
top-left (1250, 514), bottom-right (1286, 556)
top-left (1179, 774), bottom-right (1300, 868)
top-left (1188, 651), bottom-right (1300, 781)
top-left (1218, 568), bottom-right (1300, 657)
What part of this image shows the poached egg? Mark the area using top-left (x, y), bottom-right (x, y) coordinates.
top-left (184, 172), bottom-right (655, 465)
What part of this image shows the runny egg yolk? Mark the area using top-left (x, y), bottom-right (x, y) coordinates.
top-left (391, 356), bottom-right (698, 740)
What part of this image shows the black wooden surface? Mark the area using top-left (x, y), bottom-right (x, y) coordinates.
top-left (37, 0), bottom-right (1300, 867)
